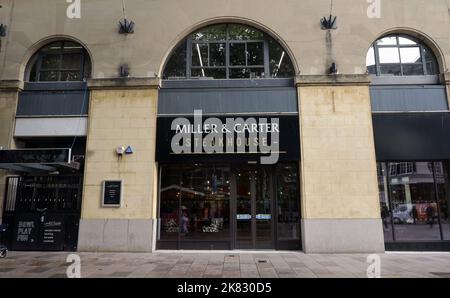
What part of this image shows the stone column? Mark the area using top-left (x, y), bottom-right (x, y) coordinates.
top-left (77, 78), bottom-right (159, 252)
top-left (0, 80), bottom-right (21, 223)
top-left (297, 75), bottom-right (384, 253)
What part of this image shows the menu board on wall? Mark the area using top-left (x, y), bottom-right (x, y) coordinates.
top-left (102, 180), bottom-right (123, 207)
top-left (39, 214), bottom-right (65, 251)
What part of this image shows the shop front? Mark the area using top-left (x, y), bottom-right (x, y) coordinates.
top-left (155, 112), bottom-right (301, 250)
top-left (373, 112), bottom-right (450, 250)
top-left (154, 23), bottom-right (301, 250)
top-left (157, 163), bottom-right (299, 250)
top-left (0, 140), bottom-right (85, 251)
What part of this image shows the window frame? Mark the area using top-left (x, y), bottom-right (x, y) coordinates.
top-left (164, 24), bottom-right (293, 80)
top-left (28, 41), bottom-right (90, 82)
top-left (368, 34), bottom-right (438, 77)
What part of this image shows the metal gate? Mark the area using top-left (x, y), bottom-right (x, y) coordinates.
top-left (2, 175), bottom-right (83, 251)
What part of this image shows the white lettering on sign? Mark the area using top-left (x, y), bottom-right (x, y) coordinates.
top-left (17, 221), bottom-right (35, 242)
top-left (171, 110), bottom-right (280, 165)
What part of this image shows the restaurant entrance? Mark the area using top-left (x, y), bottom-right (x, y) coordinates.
top-left (157, 163), bottom-right (300, 250)
top-left (235, 166), bottom-right (274, 249)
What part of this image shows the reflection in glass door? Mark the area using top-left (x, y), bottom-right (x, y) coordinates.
top-left (235, 167), bottom-right (273, 249)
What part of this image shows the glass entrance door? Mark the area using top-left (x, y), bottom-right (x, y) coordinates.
top-left (235, 166), bottom-right (274, 249)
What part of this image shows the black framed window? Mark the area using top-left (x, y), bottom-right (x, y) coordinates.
top-left (157, 163), bottom-right (301, 250)
top-left (276, 164), bottom-right (300, 243)
top-left (158, 164), bottom-right (231, 249)
top-left (377, 161), bottom-right (450, 242)
top-left (163, 24), bottom-right (295, 80)
top-left (367, 35), bottom-right (439, 76)
top-left (28, 41), bottom-right (91, 82)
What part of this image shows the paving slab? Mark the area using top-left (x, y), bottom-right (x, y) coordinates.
top-left (1, 251), bottom-right (450, 278)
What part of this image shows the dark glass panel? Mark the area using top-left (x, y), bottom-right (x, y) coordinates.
top-left (236, 170), bottom-right (252, 249)
top-left (247, 42), bottom-right (264, 66)
top-left (209, 43), bottom-right (226, 66)
top-left (163, 41), bottom-right (187, 79)
top-left (230, 43), bottom-right (246, 66)
top-left (255, 168), bottom-right (272, 249)
top-left (39, 71), bottom-right (59, 81)
top-left (29, 64), bottom-right (37, 81)
top-left (228, 24), bottom-right (264, 40)
top-left (436, 162), bottom-right (450, 240)
top-left (61, 53), bottom-right (82, 69)
top-left (402, 64), bottom-right (424, 76)
top-left (377, 163), bottom-right (393, 241)
top-left (424, 48), bottom-right (438, 75)
top-left (367, 65), bottom-right (377, 75)
top-left (388, 162), bottom-right (441, 241)
top-left (192, 43), bottom-right (208, 67)
top-left (179, 165), bottom-right (231, 245)
top-left (192, 24), bottom-right (227, 41)
top-left (379, 64), bottom-right (402, 76)
top-left (276, 164), bottom-right (300, 241)
top-left (159, 166), bottom-right (181, 242)
top-left (229, 68), bottom-right (264, 79)
top-left (83, 55), bottom-right (92, 79)
top-left (40, 54), bottom-right (60, 69)
top-left (191, 68), bottom-right (226, 79)
top-left (60, 71), bottom-right (81, 81)
top-left (268, 38), bottom-right (295, 78)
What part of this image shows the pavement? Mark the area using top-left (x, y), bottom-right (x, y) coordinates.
top-left (1, 251), bottom-right (450, 278)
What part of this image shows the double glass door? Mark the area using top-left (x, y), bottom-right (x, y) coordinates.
top-left (158, 163), bottom-right (300, 250)
top-left (235, 166), bottom-right (273, 249)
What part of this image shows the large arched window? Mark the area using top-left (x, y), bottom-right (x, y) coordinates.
top-left (27, 41), bottom-right (91, 82)
top-left (367, 34), bottom-right (439, 76)
top-left (163, 24), bottom-right (295, 80)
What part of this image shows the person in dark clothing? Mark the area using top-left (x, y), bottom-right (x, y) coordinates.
top-left (426, 204), bottom-right (435, 228)
top-left (381, 203), bottom-right (389, 229)
top-left (411, 205), bottom-right (418, 225)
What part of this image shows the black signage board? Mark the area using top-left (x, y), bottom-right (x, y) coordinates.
top-left (102, 180), bottom-right (122, 207)
top-left (12, 213), bottom-right (40, 251)
top-left (11, 213), bottom-right (67, 251)
top-left (373, 112), bottom-right (450, 161)
top-left (39, 214), bottom-right (65, 251)
top-left (156, 115), bottom-right (300, 163)
top-left (0, 148), bottom-right (71, 164)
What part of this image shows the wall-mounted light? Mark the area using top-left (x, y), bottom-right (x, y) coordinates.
top-left (329, 62), bottom-right (338, 75)
top-left (0, 24), bottom-right (6, 37)
top-left (119, 64), bottom-right (130, 77)
top-left (0, 5), bottom-right (5, 37)
top-left (116, 146), bottom-right (134, 161)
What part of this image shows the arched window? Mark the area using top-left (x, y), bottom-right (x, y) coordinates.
top-left (163, 24), bottom-right (295, 80)
top-left (367, 34), bottom-right (438, 76)
top-left (27, 41), bottom-right (91, 82)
